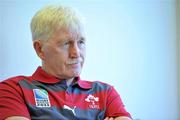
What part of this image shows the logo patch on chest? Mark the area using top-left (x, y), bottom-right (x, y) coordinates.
top-left (85, 94), bottom-right (100, 109)
top-left (33, 89), bottom-right (51, 107)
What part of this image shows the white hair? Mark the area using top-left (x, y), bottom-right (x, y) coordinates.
top-left (30, 5), bottom-right (84, 41)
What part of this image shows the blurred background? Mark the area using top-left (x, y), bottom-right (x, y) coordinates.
top-left (0, 0), bottom-right (179, 120)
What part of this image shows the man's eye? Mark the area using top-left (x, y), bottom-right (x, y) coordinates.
top-left (79, 40), bottom-right (84, 44)
top-left (79, 39), bottom-right (86, 45)
top-left (64, 42), bottom-right (69, 45)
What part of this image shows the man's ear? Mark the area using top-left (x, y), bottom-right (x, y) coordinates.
top-left (33, 40), bottom-right (45, 60)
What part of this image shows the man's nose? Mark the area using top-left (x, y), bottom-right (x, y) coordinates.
top-left (69, 42), bottom-right (80, 58)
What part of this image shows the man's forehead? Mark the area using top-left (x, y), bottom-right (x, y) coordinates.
top-left (55, 26), bottom-right (86, 39)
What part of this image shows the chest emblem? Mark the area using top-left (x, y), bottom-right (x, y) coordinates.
top-left (85, 94), bottom-right (99, 109)
top-left (33, 89), bottom-right (51, 107)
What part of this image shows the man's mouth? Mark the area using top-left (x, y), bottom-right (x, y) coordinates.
top-left (66, 58), bottom-right (82, 65)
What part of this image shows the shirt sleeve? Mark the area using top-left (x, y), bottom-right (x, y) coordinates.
top-left (0, 79), bottom-right (31, 120)
top-left (105, 86), bottom-right (131, 118)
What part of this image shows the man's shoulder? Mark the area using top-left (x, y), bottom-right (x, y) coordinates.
top-left (0, 75), bottom-right (31, 85)
top-left (0, 76), bottom-right (32, 97)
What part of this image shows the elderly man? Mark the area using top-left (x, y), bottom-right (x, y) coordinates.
top-left (0, 5), bottom-right (132, 120)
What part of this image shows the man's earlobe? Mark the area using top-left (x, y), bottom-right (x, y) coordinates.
top-left (33, 40), bottom-right (44, 60)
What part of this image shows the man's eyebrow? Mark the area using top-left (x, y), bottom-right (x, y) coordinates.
top-left (57, 36), bottom-right (70, 43)
top-left (55, 39), bottom-right (69, 45)
top-left (56, 35), bottom-right (86, 44)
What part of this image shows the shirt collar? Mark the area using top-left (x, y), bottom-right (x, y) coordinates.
top-left (31, 66), bottom-right (92, 89)
top-left (75, 77), bottom-right (92, 89)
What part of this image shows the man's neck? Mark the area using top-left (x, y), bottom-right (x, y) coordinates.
top-left (66, 78), bottom-right (75, 86)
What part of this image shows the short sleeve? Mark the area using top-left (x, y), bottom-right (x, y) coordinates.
top-left (0, 80), bottom-right (31, 120)
top-left (105, 86), bottom-right (131, 118)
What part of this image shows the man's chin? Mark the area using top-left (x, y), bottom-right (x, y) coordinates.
top-left (70, 71), bottom-right (81, 77)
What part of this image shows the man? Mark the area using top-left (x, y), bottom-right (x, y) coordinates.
top-left (0, 5), bottom-right (132, 120)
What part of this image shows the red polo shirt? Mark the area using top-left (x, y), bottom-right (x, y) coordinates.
top-left (0, 67), bottom-right (131, 120)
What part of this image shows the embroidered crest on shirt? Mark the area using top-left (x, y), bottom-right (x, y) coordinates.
top-left (33, 89), bottom-right (51, 107)
top-left (85, 94), bottom-right (99, 109)
top-left (63, 105), bottom-right (76, 116)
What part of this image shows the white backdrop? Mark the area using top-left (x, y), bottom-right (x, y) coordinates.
top-left (0, 0), bottom-right (179, 120)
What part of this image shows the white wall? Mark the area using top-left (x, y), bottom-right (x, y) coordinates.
top-left (0, 0), bottom-right (178, 120)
